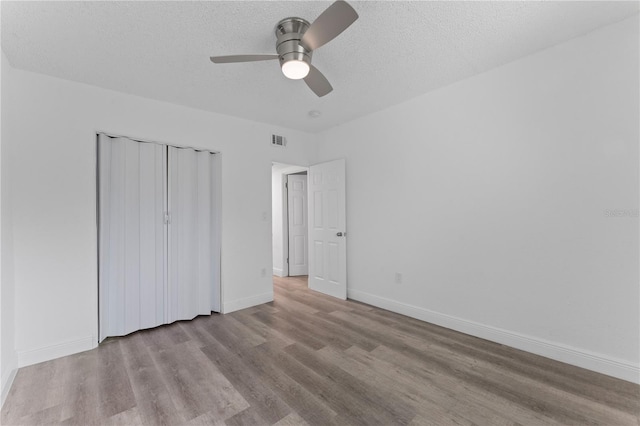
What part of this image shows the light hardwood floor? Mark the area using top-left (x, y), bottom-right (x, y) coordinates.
top-left (2, 275), bottom-right (639, 425)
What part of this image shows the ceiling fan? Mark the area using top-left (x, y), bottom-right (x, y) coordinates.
top-left (209, 0), bottom-right (358, 97)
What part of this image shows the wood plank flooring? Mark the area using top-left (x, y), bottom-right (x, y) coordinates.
top-left (2, 275), bottom-right (639, 425)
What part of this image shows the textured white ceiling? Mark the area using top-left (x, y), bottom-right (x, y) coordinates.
top-left (2, 1), bottom-right (638, 133)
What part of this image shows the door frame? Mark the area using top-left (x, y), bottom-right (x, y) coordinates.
top-left (286, 172), bottom-right (308, 276)
top-left (272, 163), bottom-right (308, 278)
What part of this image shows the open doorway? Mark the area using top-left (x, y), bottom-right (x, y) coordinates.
top-left (272, 162), bottom-right (309, 284)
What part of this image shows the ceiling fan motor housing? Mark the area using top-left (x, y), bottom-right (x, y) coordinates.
top-left (275, 17), bottom-right (313, 68)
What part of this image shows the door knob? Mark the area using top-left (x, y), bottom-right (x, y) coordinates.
top-left (337, 232), bottom-right (344, 237)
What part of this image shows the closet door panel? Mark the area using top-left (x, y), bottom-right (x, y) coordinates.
top-left (137, 142), bottom-right (167, 330)
top-left (98, 135), bottom-right (166, 341)
top-left (123, 140), bottom-right (141, 333)
top-left (168, 147), bottom-right (218, 322)
top-left (197, 153), bottom-right (213, 315)
top-left (210, 154), bottom-right (221, 313)
top-left (98, 137), bottom-right (114, 341)
top-left (168, 147), bottom-right (193, 322)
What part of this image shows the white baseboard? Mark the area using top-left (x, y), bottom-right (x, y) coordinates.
top-left (273, 267), bottom-right (285, 277)
top-left (17, 336), bottom-right (96, 368)
top-left (1, 365), bottom-right (17, 409)
top-left (348, 289), bottom-right (640, 384)
top-left (223, 292), bottom-right (273, 314)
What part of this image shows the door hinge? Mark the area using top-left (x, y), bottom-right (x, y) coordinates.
top-left (164, 212), bottom-right (171, 224)
top-left (285, 182), bottom-right (288, 189)
top-left (286, 258), bottom-right (289, 264)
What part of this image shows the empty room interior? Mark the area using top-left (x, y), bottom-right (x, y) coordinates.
top-left (0, 1), bottom-right (639, 425)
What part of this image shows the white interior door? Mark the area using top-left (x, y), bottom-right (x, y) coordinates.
top-left (287, 174), bottom-right (308, 276)
top-left (308, 159), bottom-right (347, 299)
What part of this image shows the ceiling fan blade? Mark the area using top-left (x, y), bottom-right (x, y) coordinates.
top-left (210, 54), bottom-right (278, 64)
top-left (300, 0), bottom-right (358, 51)
top-left (304, 65), bottom-right (333, 97)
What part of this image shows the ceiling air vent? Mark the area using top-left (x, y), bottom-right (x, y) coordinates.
top-left (271, 134), bottom-right (287, 148)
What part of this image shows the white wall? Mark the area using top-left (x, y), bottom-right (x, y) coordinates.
top-left (1, 49), bottom-right (18, 405)
top-left (1, 61), bottom-right (318, 367)
top-left (317, 16), bottom-right (639, 382)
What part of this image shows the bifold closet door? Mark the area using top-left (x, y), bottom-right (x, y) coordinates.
top-left (168, 146), bottom-right (221, 323)
top-left (98, 135), bottom-right (166, 341)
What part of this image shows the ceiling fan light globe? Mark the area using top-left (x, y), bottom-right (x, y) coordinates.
top-left (282, 60), bottom-right (310, 80)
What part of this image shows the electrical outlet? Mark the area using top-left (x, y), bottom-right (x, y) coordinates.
top-left (261, 268), bottom-right (267, 277)
top-left (394, 272), bottom-right (402, 284)
top-left (262, 211), bottom-right (268, 221)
